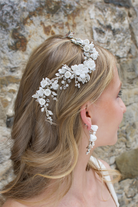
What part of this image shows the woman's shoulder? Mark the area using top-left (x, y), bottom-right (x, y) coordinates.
top-left (58, 202), bottom-right (83, 207)
top-left (2, 199), bottom-right (26, 207)
top-left (57, 193), bottom-right (84, 207)
top-left (3, 198), bottom-right (83, 207)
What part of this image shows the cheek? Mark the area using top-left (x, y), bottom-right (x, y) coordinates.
top-left (100, 100), bottom-right (116, 121)
top-left (97, 99), bottom-right (122, 127)
top-left (116, 99), bottom-right (124, 121)
top-left (107, 100), bottom-right (124, 129)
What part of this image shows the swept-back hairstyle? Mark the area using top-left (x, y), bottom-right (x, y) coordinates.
top-left (2, 35), bottom-right (116, 203)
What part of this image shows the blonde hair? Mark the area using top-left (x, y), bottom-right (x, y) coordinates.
top-left (2, 35), bottom-right (117, 203)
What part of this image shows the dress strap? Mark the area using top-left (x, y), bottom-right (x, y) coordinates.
top-left (90, 156), bottom-right (119, 207)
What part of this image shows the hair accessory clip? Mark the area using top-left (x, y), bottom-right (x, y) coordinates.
top-left (32, 34), bottom-right (99, 124)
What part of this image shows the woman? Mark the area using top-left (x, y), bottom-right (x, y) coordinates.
top-left (2, 33), bottom-right (126, 207)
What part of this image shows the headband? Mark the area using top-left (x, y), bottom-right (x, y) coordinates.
top-left (32, 32), bottom-right (99, 123)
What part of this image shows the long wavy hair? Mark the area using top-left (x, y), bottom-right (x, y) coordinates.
top-left (2, 35), bottom-right (117, 203)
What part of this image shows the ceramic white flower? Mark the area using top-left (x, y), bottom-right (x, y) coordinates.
top-left (71, 65), bottom-right (78, 72)
top-left (38, 98), bottom-right (46, 106)
top-left (74, 64), bottom-right (83, 75)
top-left (83, 39), bottom-right (90, 45)
top-left (65, 71), bottom-right (71, 78)
top-left (83, 44), bottom-right (90, 52)
top-left (91, 125), bottom-right (98, 131)
top-left (92, 48), bottom-right (97, 53)
top-left (52, 82), bottom-right (59, 90)
top-left (84, 59), bottom-right (96, 71)
top-left (80, 73), bottom-right (86, 79)
top-left (59, 68), bottom-right (65, 74)
top-left (90, 43), bottom-right (94, 50)
top-left (90, 52), bottom-right (98, 60)
top-left (44, 89), bottom-right (51, 96)
top-left (86, 74), bottom-right (90, 81)
top-left (78, 64), bottom-right (84, 70)
top-left (37, 87), bottom-right (44, 96)
top-left (40, 78), bottom-right (49, 88)
top-left (82, 66), bottom-right (89, 74)
top-left (90, 134), bottom-right (97, 142)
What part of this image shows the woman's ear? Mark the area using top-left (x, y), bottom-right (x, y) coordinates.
top-left (80, 103), bottom-right (91, 130)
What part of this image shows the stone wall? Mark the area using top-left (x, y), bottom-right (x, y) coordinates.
top-left (0, 0), bottom-right (138, 206)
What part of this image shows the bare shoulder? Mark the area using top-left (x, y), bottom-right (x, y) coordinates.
top-left (98, 159), bottom-right (111, 170)
top-left (2, 199), bottom-right (26, 207)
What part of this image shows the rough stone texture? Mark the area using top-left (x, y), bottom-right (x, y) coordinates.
top-left (114, 177), bottom-right (138, 207)
top-left (0, 0), bottom-right (138, 206)
top-left (130, 5), bottom-right (138, 48)
top-left (104, 0), bottom-right (132, 8)
top-left (0, 124), bottom-right (14, 204)
top-left (89, 3), bottom-right (132, 58)
top-left (116, 149), bottom-right (138, 179)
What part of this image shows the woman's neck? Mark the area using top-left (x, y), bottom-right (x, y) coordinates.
top-left (69, 130), bottom-right (96, 196)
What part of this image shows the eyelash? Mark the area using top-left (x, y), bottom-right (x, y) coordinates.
top-left (117, 90), bottom-right (122, 98)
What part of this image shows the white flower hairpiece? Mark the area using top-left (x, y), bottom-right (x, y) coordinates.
top-left (32, 32), bottom-right (99, 123)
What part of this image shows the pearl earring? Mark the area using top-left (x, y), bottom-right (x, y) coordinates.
top-left (86, 125), bottom-right (98, 155)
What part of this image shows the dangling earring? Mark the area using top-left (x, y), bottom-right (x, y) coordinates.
top-left (86, 125), bottom-right (98, 155)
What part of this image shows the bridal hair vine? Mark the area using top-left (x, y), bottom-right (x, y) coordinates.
top-left (32, 32), bottom-right (99, 123)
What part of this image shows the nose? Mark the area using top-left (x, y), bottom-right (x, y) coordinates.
top-left (121, 99), bottom-right (126, 113)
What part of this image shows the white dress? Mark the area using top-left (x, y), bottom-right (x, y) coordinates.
top-left (90, 156), bottom-right (120, 207)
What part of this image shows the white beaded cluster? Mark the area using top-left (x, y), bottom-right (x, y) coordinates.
top-left (86, 125), bottom-right (98, 155)
top-left (68, 32), bottom-right (99, 61)
top-left (32, 33), bottom-right (99, 123)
